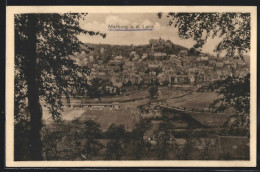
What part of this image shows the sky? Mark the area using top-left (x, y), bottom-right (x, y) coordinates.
top-left (77, 13), bottom-right (222, 55)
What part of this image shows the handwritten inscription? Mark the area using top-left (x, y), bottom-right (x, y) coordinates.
top-left (108, 24), bottom-right (154, 31)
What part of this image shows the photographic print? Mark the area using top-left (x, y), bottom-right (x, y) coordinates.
top-left (6, 6), bottom-right (257, 167)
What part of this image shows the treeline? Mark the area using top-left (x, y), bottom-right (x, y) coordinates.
top-left (15, 118), bottom-right (249, 161)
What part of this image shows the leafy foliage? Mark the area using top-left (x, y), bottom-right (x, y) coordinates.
top-left (105, 139), bottom-right (124, 160)
top-left (149, 86), bottom-right (158, 98)
top-left (105, 124), bottom-right (127, 160)
top-left (82, 120), bottom-right (104, 160)
top-left (82, 139), bottom-right (104, 160)
top-left (176, 129), bottom-right (195, 160)
top-left (208, 74), bottom-right (250, 127)
top-left (128, 121), bottom-right (149, 159)
top-left (160, 13), bottom-right (250, 59)
top-left (87, 78), bottom-right (103, 98)
top-left (84, 120), bottom-right (103, 139)
top-left (42, 119), bottom-right (105, 160)
top-left (155, 122), bottom-right (176, 159)
top-left (15, 13), bottom-right (105, 121)
top-left (42, 119), bottom-right (85, 160)
top-left (15, 14), bottom-right (105, 160)
top-left (106, 124), bottom-right (126, 139)
top-left (188, 47), bottom-right (200, 56)
top-left (199, 129), bottom-right (216, 160)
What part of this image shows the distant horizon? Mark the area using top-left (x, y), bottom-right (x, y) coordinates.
top-left (82, 38), bottom-right (186, 48)
top-left (81, 41), bottom-right (251, 59)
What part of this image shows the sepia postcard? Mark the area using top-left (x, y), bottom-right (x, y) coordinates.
top-left (6, 6), bottom-right (257, 167)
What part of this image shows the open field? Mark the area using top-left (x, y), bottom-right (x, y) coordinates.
top-left (160, 91), bottom-right (233, 127)
top-left (167, 92), bottom-right (232, 127)
top-left (42, 108), bottom-right (85, 121)
top-left (77, 108), bottom-right (139, 131)
top-left (42, 90), bottom-right (229, 129)
top-left (166, 92), bottom-right (220, 110)
top-left (43, 107), bottom-right (140, 131)
top-left (190, 112), bottom-right (232, 127)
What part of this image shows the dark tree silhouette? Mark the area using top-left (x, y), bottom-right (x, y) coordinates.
top-left (82, 120), bottom-right (104, 160)
top-left (87, 78), bottom-right (103, 98)
top-left (41, 119), bottom-right (85, 160)
top-left (149, 86), bottom-right (158, 98)
top-left (15, 13), bottom-right (105, 160)
top-left (188, 47), bottom-right (200, 56)
top-left (209, 74), bottom-right (250, 127)
top-left (129, 121), bottom-right (149, 159)
top-left (160, 13), bottom-right (250, 59)
top-left (82, 139), bottom-right (104, 160)
top-left (155, 122), bottom-right (175, 160)
top-left (105, 124), bottom-right (126, 160)
top-left (84, 120), bottom-right (103, 139)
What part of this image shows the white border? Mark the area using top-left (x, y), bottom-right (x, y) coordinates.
top-left (6, 6), bottom-right (257, 167)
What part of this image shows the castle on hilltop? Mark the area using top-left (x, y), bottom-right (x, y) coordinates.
top-left (149, 37), bottom-right (173, 48)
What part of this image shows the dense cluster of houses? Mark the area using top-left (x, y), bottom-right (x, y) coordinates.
top-left (72, 38), bottom-right (249, 94)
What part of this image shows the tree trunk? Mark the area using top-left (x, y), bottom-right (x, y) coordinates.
top-left (25, 14), bottom-right (43, 160)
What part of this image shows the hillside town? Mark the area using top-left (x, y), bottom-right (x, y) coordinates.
top-left (71, 38), bottom-right (249, 96)
top-left (35, 37), bottom-right (251, 161)
top-left (13, 11), bottom-right (253, 164)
